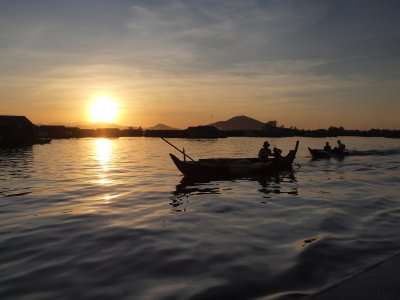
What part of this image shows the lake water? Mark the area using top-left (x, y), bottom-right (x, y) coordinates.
top-left (1, 137), bottom-right (400, 300)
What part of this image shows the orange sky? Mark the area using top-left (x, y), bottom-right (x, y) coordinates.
top-left (1, 1), bottom-right (399, 130)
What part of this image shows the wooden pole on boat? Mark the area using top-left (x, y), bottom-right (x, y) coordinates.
top-left (161, 137), bottom-right (195, 161)
top-left (293, 141), bottom-right (301, 168)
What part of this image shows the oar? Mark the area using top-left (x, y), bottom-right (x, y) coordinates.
top-left (161, 137), bottom-right (195, 161)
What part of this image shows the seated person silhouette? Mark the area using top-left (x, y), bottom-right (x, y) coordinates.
top-left (324, 142), bottom-right (332, 152)
top-left (258, 141), bottom-right (273, 162)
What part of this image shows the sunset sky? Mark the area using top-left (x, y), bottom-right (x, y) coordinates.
top-left (1, 0), bottom-right (399, 129)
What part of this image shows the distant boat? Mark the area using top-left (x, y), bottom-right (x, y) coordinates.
top-left (169, 141), bottom-right (299, 177)
top-left (308, 147), bottom-right (350, 159)
top-left (33, 137), bottom-right (52, 145)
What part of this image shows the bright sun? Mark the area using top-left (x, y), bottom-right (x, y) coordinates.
top-left (89, 96), bottom-right (118, 123)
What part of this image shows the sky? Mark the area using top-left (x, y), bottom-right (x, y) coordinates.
top-left (0, 0), bottom-right (399, 129)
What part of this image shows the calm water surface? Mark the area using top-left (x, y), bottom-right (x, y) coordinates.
top-left (1, 137), bottom-right (400, 300)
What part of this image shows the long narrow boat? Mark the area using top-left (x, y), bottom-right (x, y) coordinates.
top-left (308, 147), bottom-right (350, 159)
top-left (169, 141), bottom-right (299, 177)
top-left (33, 137), bottom-right (52, 145)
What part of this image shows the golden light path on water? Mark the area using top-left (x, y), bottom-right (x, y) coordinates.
top-left (95, 139), bottom-right (112, 166)
top-left (95, 139), bottom-right (116, 204)
top-left (92, 138), bottom-right (168, 226)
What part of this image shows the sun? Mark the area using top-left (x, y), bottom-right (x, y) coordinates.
top-left (89, 96), bottom-right (118, 123)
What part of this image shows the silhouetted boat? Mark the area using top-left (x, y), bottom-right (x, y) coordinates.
top-left (169, 141), bottom-right (299, 177)
top-left (308, 147), bottom-right (350, 159)
top-left (33, 138), bottom-right (52, 145)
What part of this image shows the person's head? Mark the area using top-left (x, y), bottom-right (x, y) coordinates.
top-left (326, 142), bottom-right (329, 145)
top-left (263, 141), bottom-right (270, 148)
top-left (337, 140), bottom-right (341, 144)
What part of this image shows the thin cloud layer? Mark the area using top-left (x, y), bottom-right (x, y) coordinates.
top-left (0, 0), bottom-right (399, 128)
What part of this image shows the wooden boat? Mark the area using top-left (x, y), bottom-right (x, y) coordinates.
top-left (169, 141), bottom-right (299, 177)
top-left (0, 137), bottom-right (51, 148)
top-left (33, 137), bottom-right (52, 145)
top-left (308, 147), bottom-right (350, 159)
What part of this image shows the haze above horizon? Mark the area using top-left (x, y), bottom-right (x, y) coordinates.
top-left (1, 0), bottom-right (399, 130)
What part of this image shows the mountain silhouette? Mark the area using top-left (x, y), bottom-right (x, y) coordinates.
top-left (147, 123), bottom-right (180, 130)
top-left (209, 115), bottom-right (265, 130)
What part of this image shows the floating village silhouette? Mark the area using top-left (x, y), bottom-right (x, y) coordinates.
top-left (0, 115), bottom-right (399, 147)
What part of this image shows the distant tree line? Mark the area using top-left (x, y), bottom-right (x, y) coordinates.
top-left (38, 122), bottom-right (400, 139)
top-left (225, 121), bottom-right (400, 138)
top-left (38, 126), bottom-right (144, 139)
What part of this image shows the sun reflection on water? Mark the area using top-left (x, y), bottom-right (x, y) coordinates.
top-left (97, 176), bottom-right (111, 185)
top-left (95, 139), bottom-right (112, 166)
top-left (93, 139), bottom-right (120, 205)
top-left (94, 139), bottom-right (114, 187)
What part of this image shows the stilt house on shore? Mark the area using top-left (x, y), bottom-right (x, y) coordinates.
top-left (0, 115), bottom-right (36, 147)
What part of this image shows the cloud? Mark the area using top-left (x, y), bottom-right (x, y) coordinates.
top-left (0, 0), bottom-right (399, 128)
top-left (122, 1), bottom-right (329, 74)
top-left (2, 0), bottom-right (399, 79)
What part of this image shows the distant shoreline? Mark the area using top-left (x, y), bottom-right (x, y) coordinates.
top-left (3, 115), bottom-right (398, 149)
top-left (37, 125), bottom-right (400, 139)
top-left (2, 114), bottom-right (398, 149)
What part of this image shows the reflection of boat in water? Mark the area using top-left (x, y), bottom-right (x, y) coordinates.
top-left (170, 171), bottom-right (298, 211)
top-left (169, 141), bottom-right (299, 177)
top-left (308, 147), bottom-right (350, 159)
top-left (169, 171), bottom-right (298, 212)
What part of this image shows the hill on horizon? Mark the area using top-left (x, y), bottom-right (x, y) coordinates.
top-left (209, 115), bottom-right (265, 131)
top-left (147, 123), bottom-right (180, 130)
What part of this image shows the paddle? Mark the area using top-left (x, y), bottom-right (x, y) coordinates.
top-left (161, 137), bottom-right (195, 161)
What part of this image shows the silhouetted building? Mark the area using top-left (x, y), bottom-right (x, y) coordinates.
top-left (95, 128), bottom-right (120, 138)
top-left (39, 125), bottom-right (73, 139)
top-left (143, 126), bottom-right (226, 138)
top-left (144, 129), bottom-right (185, 138)
top-left (0, 115), bottom-right (35, 146)
top-left (66, 127), bottom-right (80, 138)
top-left (185, 126), bottom-right (225, 138)
top-left (78, 129), bottom-right (96, 138)
top-left (121, 127), bottom-right (144, 137)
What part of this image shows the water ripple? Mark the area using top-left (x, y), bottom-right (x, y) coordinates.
top-left (0, 137), bottom-right (399, 299)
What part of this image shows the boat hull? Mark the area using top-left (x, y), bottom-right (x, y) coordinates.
top-left (170, 141), bottom-right (299, 177)
top-left (308, 147), bottom-right (350, 159)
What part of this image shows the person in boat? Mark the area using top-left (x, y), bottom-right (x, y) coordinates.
top-left (337, 140), bottom-right (346, 151)
top-left (332, 140), bottom-right (346, 154)
top-left (273, 146), bottom-right (283, 159)
top-left (258, 141), bottom-right (273, 162)
top-left (323, 142), bottom-right (332, 152)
